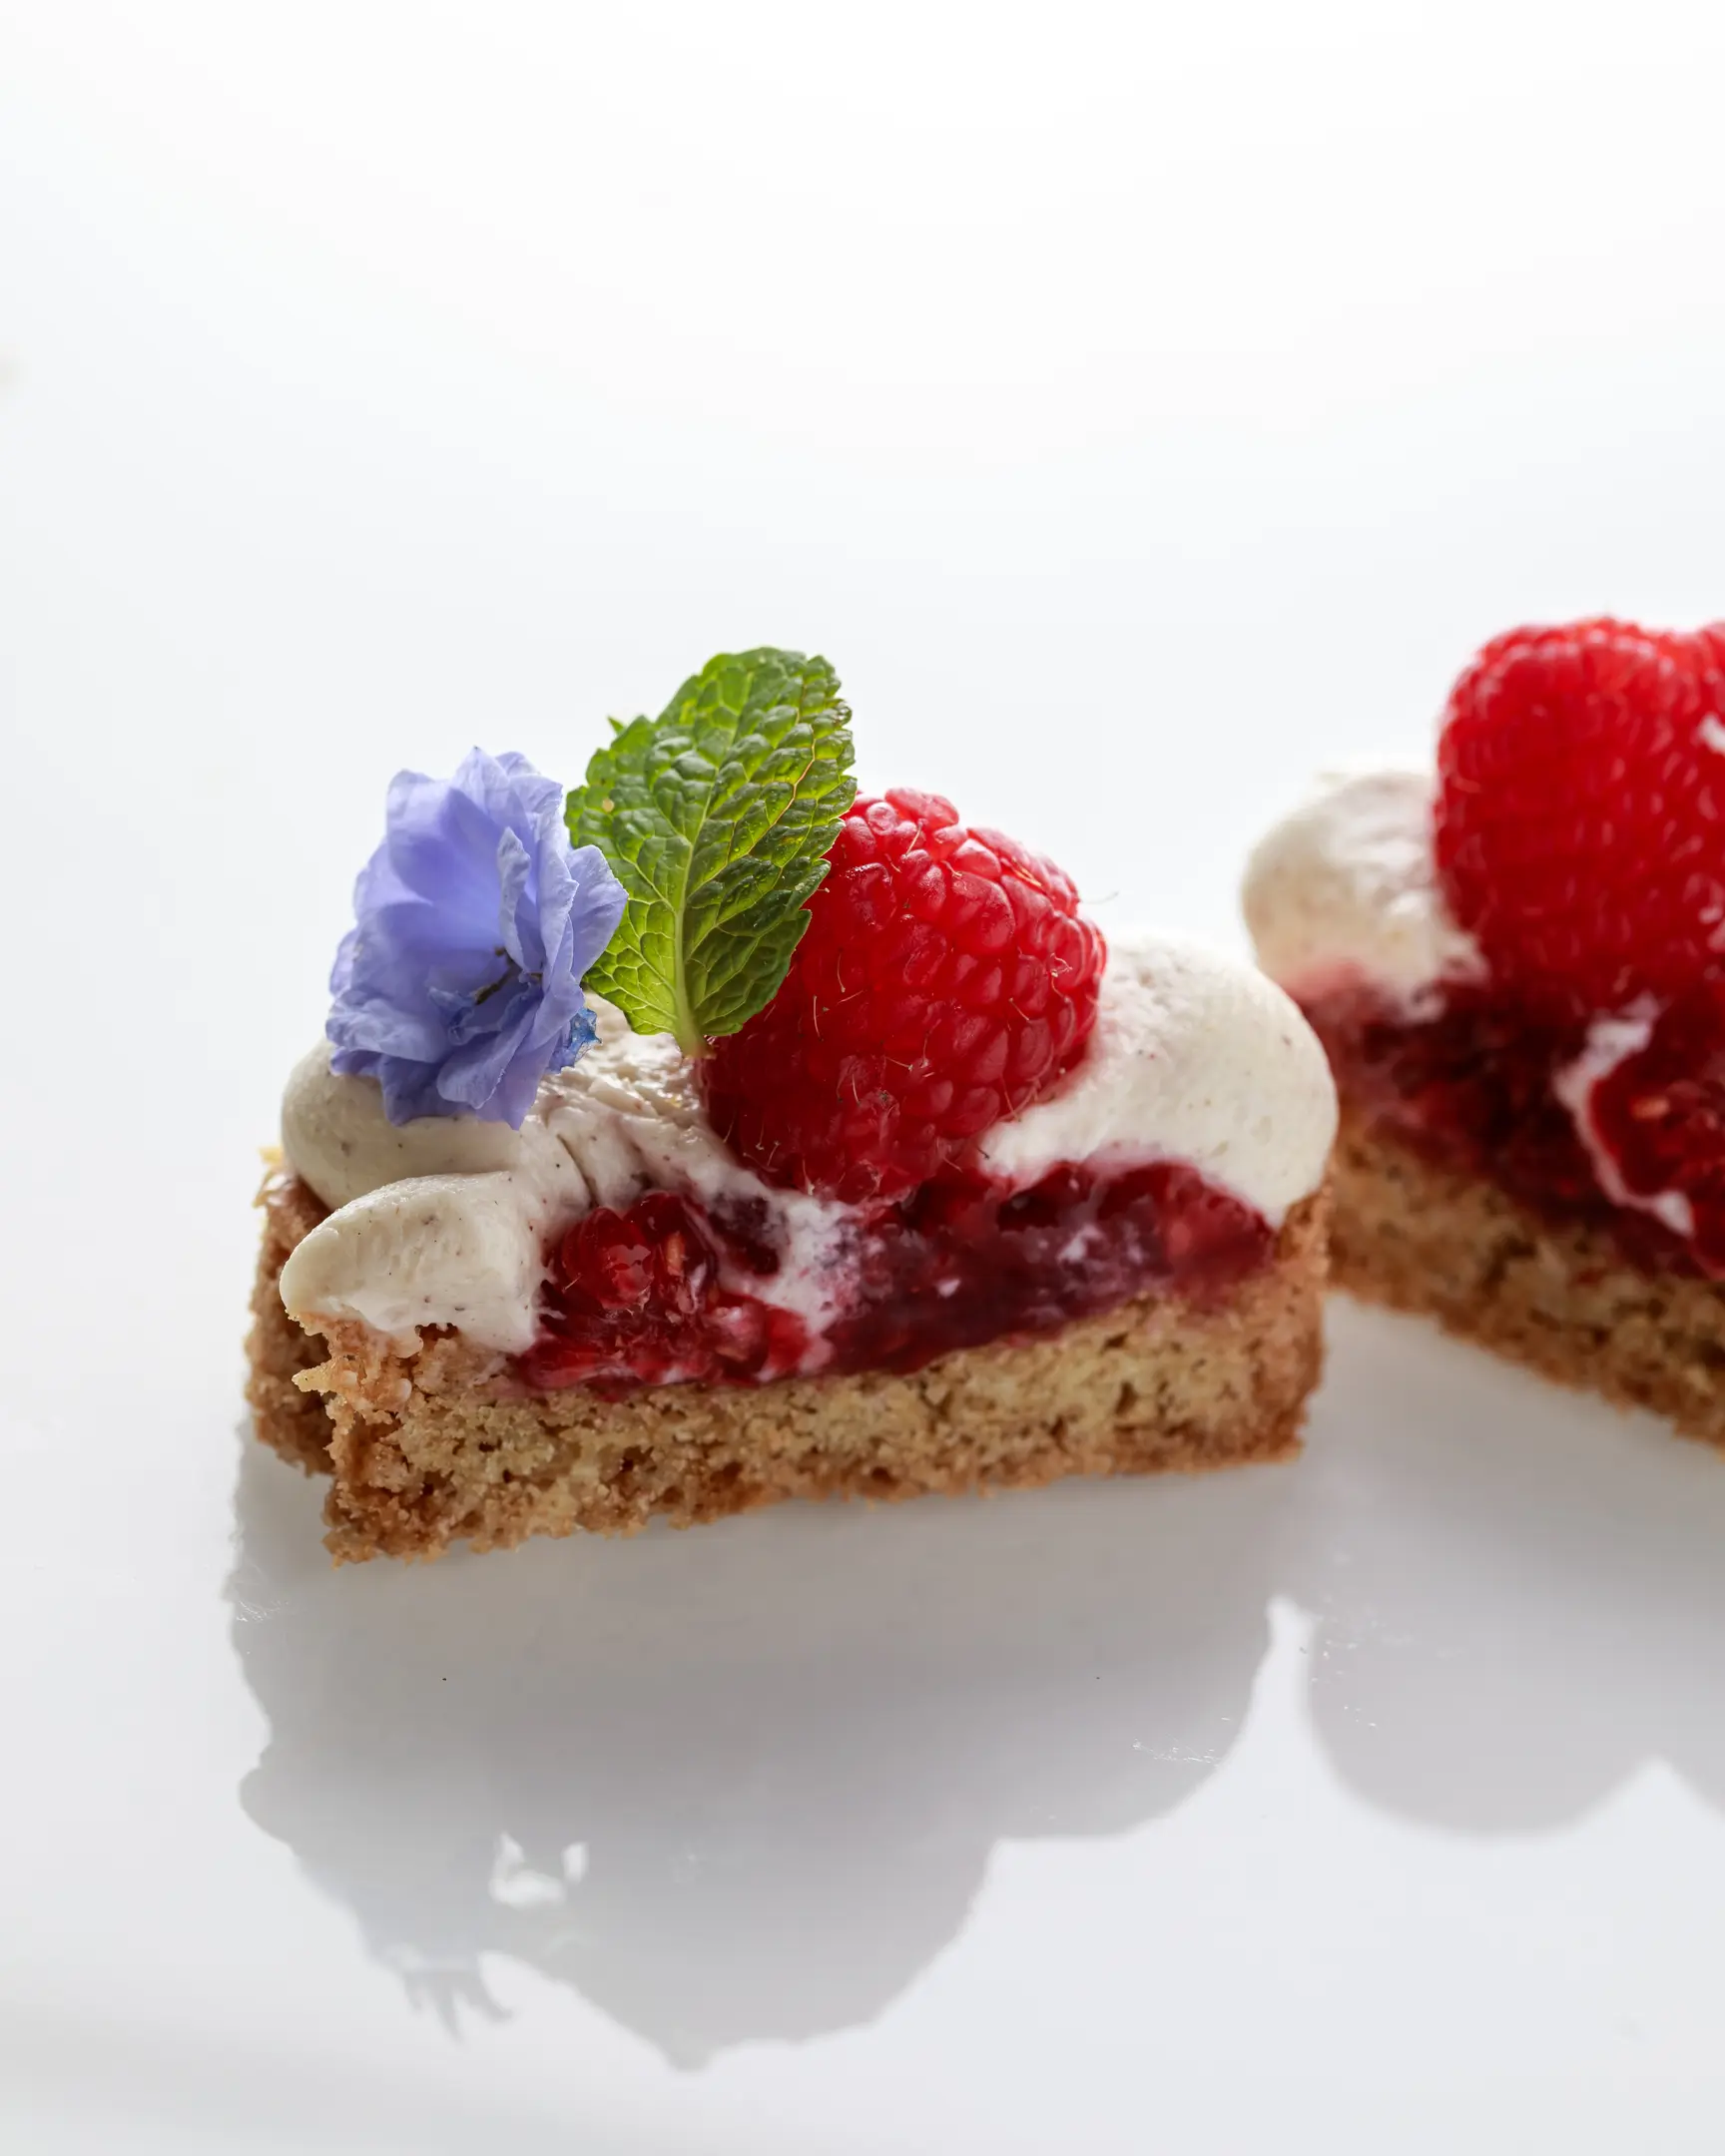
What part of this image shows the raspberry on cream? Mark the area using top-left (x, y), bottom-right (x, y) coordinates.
top-left (1246, 756), bottom-right (1725, 1279)
top-left (1435, 619), bottom-right (1725, 1015)
top-left (280, 937), bottom-right (1337, 1357)
top-left (701, 788), bottom-right (1107, 1204)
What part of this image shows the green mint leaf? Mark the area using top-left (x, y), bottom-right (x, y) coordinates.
top-left (567, 648), bottom-right (856, 1054)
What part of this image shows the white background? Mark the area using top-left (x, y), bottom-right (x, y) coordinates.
top-left (4, 2), bottom-right (1725, 2149)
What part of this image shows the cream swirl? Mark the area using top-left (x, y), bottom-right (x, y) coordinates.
top-left (280, 939), bottom-right (1337, 1352)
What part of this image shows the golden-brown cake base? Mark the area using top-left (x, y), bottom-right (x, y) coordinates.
top-left (245, 1172), bottom-right (1331, 1563)
top-left (1330, 1109), bottom-right (1725, 1450)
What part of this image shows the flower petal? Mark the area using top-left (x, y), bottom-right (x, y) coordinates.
top-left (325, 748), bottom-right (628, 1127)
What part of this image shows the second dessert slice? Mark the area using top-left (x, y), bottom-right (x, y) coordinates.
top-left (1246, 617), bottom-right (1725, 1449)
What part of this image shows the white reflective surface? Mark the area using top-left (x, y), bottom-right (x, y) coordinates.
top-left (5, 3), bottom-right (1725, 2147)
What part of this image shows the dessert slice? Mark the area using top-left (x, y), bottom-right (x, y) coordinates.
top-left (1245, 618), bottom-right (1725, 1447)
top-left (248, 648), bottom-right (1336, 1559)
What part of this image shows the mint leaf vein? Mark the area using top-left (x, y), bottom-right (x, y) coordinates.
top-left (567, 648), bottom-right (856, 1052)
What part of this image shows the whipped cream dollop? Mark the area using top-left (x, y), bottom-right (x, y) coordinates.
top-left (980, 934), bottom-right (1335, 1221)
top-left (280, 1004), bottom-right (849, 1353)
top-left (279, 933), bottom-right (1337, 1352)
top-left (1243, 770), bottom-right (1482, 1008)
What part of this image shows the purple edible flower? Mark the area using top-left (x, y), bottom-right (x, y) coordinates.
top-left (327, 749), bottom-right (626, 1128)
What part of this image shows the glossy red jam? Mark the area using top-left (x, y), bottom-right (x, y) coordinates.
top-left (1304, 977), bottom-right (1725, 1277)
top-left (518, 1158), bottom-right (1274, 1394)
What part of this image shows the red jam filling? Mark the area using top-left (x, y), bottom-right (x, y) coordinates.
top-left (518, 1158), bottom-right (1274, 1394)
top-left (1303, 977), bottom-right (1725, 1278)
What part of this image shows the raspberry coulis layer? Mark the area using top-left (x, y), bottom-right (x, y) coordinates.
top-left (1305, 978), bottom-right (1725, 1278)
top-left (518, 1156), bottom-right (1274, 1395)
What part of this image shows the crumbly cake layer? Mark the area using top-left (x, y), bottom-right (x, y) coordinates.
top-left (1329, 1109), bottom-right (1725, 1450)
top-left (247, 1170), bottom-right (344, 1475)
top-left (246, 1172), bottom-right (1331, 1563)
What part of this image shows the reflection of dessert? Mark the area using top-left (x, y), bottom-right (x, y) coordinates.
top-left (230, 1431), bottom-right (1297, 2057)
top-left (248, 648), bottom-right (1336, 1560)
top-left (1245, 619), bottom-right (1725, 1448)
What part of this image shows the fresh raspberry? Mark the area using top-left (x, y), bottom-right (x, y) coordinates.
top-left (1435, 618), bottom-right (1725, 1016)
top-left (700, 789), bottom-right (1106, 1202)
